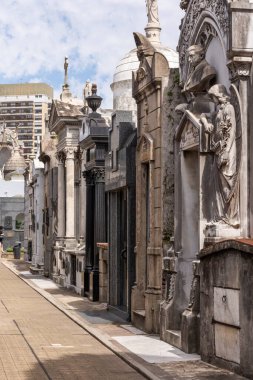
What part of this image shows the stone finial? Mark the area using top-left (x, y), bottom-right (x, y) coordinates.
top-left (86, 84), bottom-right (103, 113)
top-left (145, 0), bottom-right (161, 45)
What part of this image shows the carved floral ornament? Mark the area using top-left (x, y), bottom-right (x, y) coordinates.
top-left (178, 0), bottom-right (229, 68)
top-left (227, 58), bottom-right (252, 81)
top-left (83, 168), bottom-right (105, 184)
top-left (64, 147), bottom-right (77, 160)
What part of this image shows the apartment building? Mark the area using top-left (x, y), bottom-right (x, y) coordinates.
top-left (0, 83), bottom-right (53, 157)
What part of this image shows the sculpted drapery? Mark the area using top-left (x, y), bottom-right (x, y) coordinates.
top-left (145, 0), bottom-right (159, 24)
top-left (200, 84), bottom-right (239, 227)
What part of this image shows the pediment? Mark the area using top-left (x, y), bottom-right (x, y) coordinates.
top-left (137, 132), bottom-right (154, 162)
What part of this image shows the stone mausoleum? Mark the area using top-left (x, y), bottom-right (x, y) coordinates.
top-left (160, 0), bottom-right (253, 378)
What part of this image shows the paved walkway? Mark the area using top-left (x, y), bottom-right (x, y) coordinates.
top-left (0, 258), bottom-right (247, 380)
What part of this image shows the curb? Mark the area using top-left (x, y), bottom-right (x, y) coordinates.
top-left (1, 259), bottom-right (162, 380)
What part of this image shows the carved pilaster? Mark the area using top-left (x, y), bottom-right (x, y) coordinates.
top-left (162, 256), bottom-right (177, 303)
top-left (187, 260), bottom-right (200, 312)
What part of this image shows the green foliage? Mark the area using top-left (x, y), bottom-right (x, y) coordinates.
top-left (6, 247), bottom-right (13, 253)
top-left (173, 71), bottom-right (180, 85)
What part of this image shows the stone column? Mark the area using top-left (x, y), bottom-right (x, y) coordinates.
top-left (90, 168), bottom-right (105, 301)
top-left (79, 149), bottom-right (86, 242)
top-left (65, 147), bottom-right (75, 239)
top-left (83, 170), bottom-right (94, 292)
top-left (57, 152), bottom-right (66, 238)
top-left (94, 168), bottom-right (106, 270)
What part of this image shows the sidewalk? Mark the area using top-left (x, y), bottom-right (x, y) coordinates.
top-left (1, 258), bottom-right (246, 380)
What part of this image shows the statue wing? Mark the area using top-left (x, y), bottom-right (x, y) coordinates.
top-left (229, 84), bottom-right (242, 196)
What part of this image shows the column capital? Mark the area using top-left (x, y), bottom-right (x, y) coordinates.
top-left (93, 167), bottom-right (105, 183)
top-left (83, 170), bottom-right (95, 185)
top-left (228, 57), bottom-right (252, 82)
top-left (56, 151), bottom-right (66, 164)
top-left (64, 147), bottom-right (77, 160)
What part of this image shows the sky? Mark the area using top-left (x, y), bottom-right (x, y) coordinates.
top-left (0, 0), bottom-right (184, 108)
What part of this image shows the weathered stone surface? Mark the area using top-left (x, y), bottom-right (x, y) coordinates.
top-left (200, 240), bottom-right (253, 378)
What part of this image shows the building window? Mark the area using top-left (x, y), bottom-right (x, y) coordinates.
top-left (4, 216), bottom-right (12, 230)
top-left (15, 213), bottom-right (24, 230)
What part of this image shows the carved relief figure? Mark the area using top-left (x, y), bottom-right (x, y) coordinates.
top-left (200, 84), bottom-right (240, 227)
top-left (184, 45), bottom-right (216, 95)
top-left (0, 124), bottom-right (19, 148)
top-left (146, 0), bottom-right (159, 24)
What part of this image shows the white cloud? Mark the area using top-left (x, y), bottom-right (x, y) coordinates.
top-left (0, 0), bottom-right (184, 107)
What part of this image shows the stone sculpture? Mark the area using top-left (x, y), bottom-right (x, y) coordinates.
top-left (0, 124), bottom-right (19, 148)
top-left (134, 32), bottom-right (155, 64)
top-left (64, 56), bottom-right (69, 86)
top-left (184, 45), bottom-right (216, 95)
top-left (200, 84), bottom-right (240, 227)
top-left (145, 0), bottom-right (159, 24)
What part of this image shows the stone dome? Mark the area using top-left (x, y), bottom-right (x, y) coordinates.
top-left (112, 49), bottom-right (139, 83)
top-left (4, 148), bottom-right (27, 180)
top-left (111, 42), bottom-right (178, 121)
top-left (156, 46), bottom-right (179, 68)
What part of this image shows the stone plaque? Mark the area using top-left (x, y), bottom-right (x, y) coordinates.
top-left (232, 11), bottom-right (253, 52)
top-left (215, 324), bottom-right (240, 364)
top-left (214, 287), bottom-right (240, 327)
top-left (4, 216), bottom-right (12, 230)
top-left (180, 121), bottom-right (198, 151)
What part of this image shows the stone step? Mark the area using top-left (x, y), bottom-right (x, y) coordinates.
top-left (133, 309), bottom-right (146, 318)
top-left (29, 266), bottom-right (44, 275)
top-left (165, 329), bottom-right (182, 350)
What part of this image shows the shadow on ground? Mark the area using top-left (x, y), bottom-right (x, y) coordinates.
top-left (20, 353), bottom-right (247, 380)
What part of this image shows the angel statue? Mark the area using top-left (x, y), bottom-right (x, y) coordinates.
top-left (146, 0), bottom-right (159, 24)
top-left (200, 84), bottom-right (240, 227)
